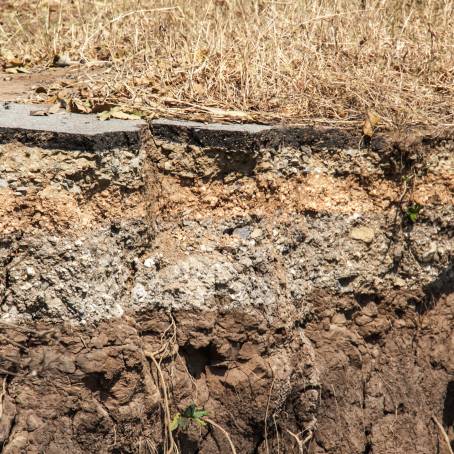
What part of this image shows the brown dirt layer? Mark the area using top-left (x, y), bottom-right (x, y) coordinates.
top-left (0, 295), bottom-right (452, 454)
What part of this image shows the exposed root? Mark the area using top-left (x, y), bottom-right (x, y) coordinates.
top-left (0, 377), bottom-right (7, 420)
top-left (204, 417), bottom-right (237, 454)
top-left (274, 414), bottom-right (282, 453)
top-left (432, 415), bottom-right (454, 454)
top-left (143, 348), bottom-right (179, 454)
top-left (0, 368), bottom-right (17, 377)
top-left (285, 428), bottom-right (314, 454)
top-left (0, 333), bottom-right (29, 352)
top-left (138, 314), bottom-right (238, 454)
top-left (263, 376), bottom-right (276, 454)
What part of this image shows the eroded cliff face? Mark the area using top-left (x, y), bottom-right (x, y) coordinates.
top-left (0, 109), bottom-right (452, 453)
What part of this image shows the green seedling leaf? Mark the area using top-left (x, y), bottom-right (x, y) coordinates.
top-left (172, 405), bottom-right (208, 431)
top-left (408, 212), bottom-right (417, 222)
top-left (194, 418), bottom-right (207, 427)
top-left (193, 409), bottom-right (208, 419)
top-left (182, 404), bottom-right (197, 418)
top-left (170, 413), bottom-right (180, 432)
top-left (406, 203), bottom-right (422, 223)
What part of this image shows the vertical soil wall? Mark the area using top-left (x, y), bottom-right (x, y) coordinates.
top-left (0, 103), bottom-right (452, 453)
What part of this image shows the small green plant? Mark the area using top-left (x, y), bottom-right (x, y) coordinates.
top-left (170, 404), bottom-right (208, 432)
top-left (170, 403), bottom-right (237, 453)
top-left (405, 203), bottom-right (423, 223)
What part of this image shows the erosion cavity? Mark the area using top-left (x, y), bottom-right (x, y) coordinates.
top-left (0, 103), bottom-right (453, 454)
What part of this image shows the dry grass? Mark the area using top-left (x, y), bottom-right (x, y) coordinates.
top-left (0, 0), bottom-right (453, 126)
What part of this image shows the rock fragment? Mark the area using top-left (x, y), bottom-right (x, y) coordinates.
top-left (350, 226), bottom-right (375, 243)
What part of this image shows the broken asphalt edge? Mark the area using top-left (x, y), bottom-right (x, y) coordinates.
top-left (0, 102), bottom-right (453, 151)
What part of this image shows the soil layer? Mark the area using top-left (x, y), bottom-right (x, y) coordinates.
top-left (0, 112), bottom-right (453, 453)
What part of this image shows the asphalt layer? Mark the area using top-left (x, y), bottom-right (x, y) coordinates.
top-left (0, 102), bottom-right (145, 135)
top-left (0, 102), bottom-right (376, 152)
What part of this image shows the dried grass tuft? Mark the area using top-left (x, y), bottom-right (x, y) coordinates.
top-left (1, 0), bottom-right (453, 126)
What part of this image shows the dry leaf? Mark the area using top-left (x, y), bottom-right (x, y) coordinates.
top-left (2, 52), bottom-right (31, 69)
top-left (30, 110), bottom-right (48, 116)
top-left (69, 98), bottom-right (92, 113)
top-left (97, 106), bottom-right (142, 121)
top-left (48, 104), bottom-right (62, 114)
top-left (8, 57), bottom-right (23, 66)
top-left (110, 109), bottom-right (141, 120)
top-left (97, 110), bottom-right (113, 121)
top-left (362, 110), bottom-right (380, 138)
top-left (5, 66), bottom-right (29, 74)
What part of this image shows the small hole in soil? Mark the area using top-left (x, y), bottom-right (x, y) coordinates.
top-left (443, 381), bottom-right (454, 430)
top-left (344, 308), bottom-right (356, 320)
top-left (338, 275), bottom-right (357, 286)
top-left (110, 221), bottom-right (121, 234)
top-left (83, 372), bottom-right (115, 401)
top-left (356, 293), bottom-right (382, 306)
top-left (181, 345), bottom-right (211, 379)
top-left (364, 333), bottom-right (382, 344)
top-left (223, 227), bottom-right (234, 235)
top-left (394, 307), bottom-right (405, 317)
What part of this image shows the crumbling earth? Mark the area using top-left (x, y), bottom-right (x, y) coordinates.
top-left (0, 104), bottom-right (452, 453)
